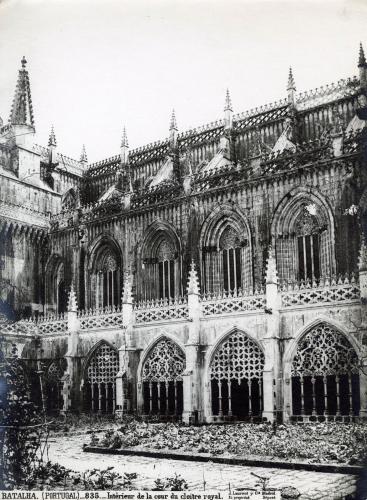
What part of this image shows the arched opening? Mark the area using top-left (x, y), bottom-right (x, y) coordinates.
top-left (89, 239), bottom-right (122, 309)
top-left (142, 339), bottom-right (185, 418)
top-left (44, 360), bottom-right (65, 413)
top-left (201, 208), bottom-right (252, 294)
top-left (272, 191), bottom-right (335, 283)
top-left (57, 279), bottom-right (68, 314)
top-left (140, 223), bottom-right (181, 301)
top-left (61, 188), bottom-right (77, 211)
top-left (45, 256), bottom-right (67, 315)
top-left (210, 331), bottom-right (264, 420)
top-left (291, 323), bottom-right (360, 421)
top-left (84, 342), bottom-right (119, 414)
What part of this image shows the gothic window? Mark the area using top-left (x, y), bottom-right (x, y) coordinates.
top-left (209, 331), bottom-right (264, 419)
top-left (291, 324), bottom-right (360, 419)
top-left (142, 339), bottom-right (185, 417)
top-left (93, 247), bottom-right (121, 309)
top-left (141, 228), bottom-right (180, 301)
top-left (84, 343), bottom-right (119, 414)
top-left (219, 227), bottom-right (242, 292)
top-left (295, 207), bottom-right (321, 281)
top-left (44, 360), bottom-right (66, 412)
top-left (61, 189), bottom-right (77, 210)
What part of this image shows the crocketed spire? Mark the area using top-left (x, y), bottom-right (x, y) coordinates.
top-left (121, 126), bottom-right (129, 148)
top-left (224, 88), bottom-right (233, 112)
top-left (169, 109), bottom-right (178, 131)
top-left (80, 144), bottom-right (88, 164)
top-left (9, 56), bottom-right (35, 128)
top-left (48, 125), bottom-right (57, 148)
top-left (187, 260), bottom-right (200, 295)
top-left (287, 67), bottom-right (296, 91)
top-left (265, 246), bottom-right (278, 284)
top-left (120, 126), bottom-right (129, 165)
top-left (359, 42), bottom-right (366, 67)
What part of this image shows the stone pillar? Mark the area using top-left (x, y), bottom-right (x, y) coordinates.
top-left (115, 273), bottom-right (135, 417)
top-left (262, 248), bottom-right (280, 423)
top-left (182, 261), bottom-right (201, 424)
top-left (358, 241), bottom-right (367, 419)
top-left (62, 284), bottom-right (81, 413)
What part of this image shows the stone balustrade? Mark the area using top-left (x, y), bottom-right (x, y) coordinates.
top-left (201, 288), bottom-right (266, 316)
top-left (134, 296), bottom-right (189, 324)
top-left (280, 274), bottom-right (360, 308)
top-left (77, 306), bottom-right (124, 330)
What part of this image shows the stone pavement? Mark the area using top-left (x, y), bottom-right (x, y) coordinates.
top-left (47, 435), bottom-right (360, 499)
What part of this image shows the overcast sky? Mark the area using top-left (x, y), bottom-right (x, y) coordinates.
top-left (0, 0), bottom-right (366, 163)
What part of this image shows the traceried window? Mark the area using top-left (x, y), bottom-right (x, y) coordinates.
top-left (142, 339), bottom-right (185, 417)
top-left (94, 249), bottom-right (120, 309)
top-left (291, 324), bottom-right (360, 419)
top-left (219, 227), bottom-right (242, 292)
top-left (157, 241), bottom-right (175, 299)
top-left (295, 207), bottom-right (320, 281)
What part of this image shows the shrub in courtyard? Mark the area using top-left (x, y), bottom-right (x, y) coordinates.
top-left (153, 474), bottom-right (188, 491)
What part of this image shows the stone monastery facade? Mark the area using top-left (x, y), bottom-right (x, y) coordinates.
top-left (1, 49), bottom-right (367, 423)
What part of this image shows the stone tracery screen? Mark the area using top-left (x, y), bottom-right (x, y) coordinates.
top-left (210, 331), bottom-right (265, 419)
top-left (85, 343), bottom-right (119, 413)
top-left (142, 339), bottom-right (185, 416)
top-left (291, 324), bottom-right (360, 418)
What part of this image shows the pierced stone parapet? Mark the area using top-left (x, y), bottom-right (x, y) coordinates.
top-left (77, 306), bottom-right (124, 330)
top-left (134, 296), bottom-right (189, 324)
top-left (201, 288), bottom-right (266, 317)
top-left (280, 274), bottom-right (360, 308)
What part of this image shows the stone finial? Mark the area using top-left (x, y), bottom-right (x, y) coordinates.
top-left (122, 272), bottom-right (133, 304)
top-left (121, 126), bottom-right (129, 164)
top-left (287, 67), bottom-right (296, 106)
top-left (224, 88), bottom-right (233, 112)
top-left (187, 260), bottom-right (200, 295)
top-left (169, 109), bottom-right (178, 131)
top-left (359, 43), bottom-right (366, 67)
top-left (265, 247), bottom-right (278, 284)
top-left (67, 283), bottom-right (78, 312)
top-left (48, 125), bottom-right (57, 148)
top-left (9, 56), bottom-right (35, 128)
top-left (359, 238), bottom-right (367, 272)
top-left (80, 144), bottom-right (88, 165)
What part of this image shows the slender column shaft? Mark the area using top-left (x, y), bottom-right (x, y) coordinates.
top-left (174, 380), bottom-right (178, 415)
top-left (303, 237), bottom-right (307, 280)
top-left (218, 381), bottom-right (223, 417)
top-left (336, 376), bottom-right (341, 416)
top-left (233, 250), bottom-right (237, 293)
top-left (348, 374), bottom-right (353, 417)
top-left (149, 382), bottom-right (153, 414)
top-left (323, 375), bottom-right (328, 416)
top-left (248, 379), bottom-right (252, 417)
top-left (300, 376), bottom-right (305, 415)
top-left (157, 382), bottom-right (161, 414)
top-left (165, 381), bottom-right (169, 415)
top-left (259, 378), bottom-right (263, 415)
top-left (228, 379), bottom-right (232, 417)
top-left (105, 383), bottom-right (109, 413)
top-left (98, 383), bottom-right (102, 413)
top-left (112, 384), bottom-right (116, 413)
top-left (227, 250), bottom-right (230, 292)
top-left (311, 376), bottom-right (316, 416)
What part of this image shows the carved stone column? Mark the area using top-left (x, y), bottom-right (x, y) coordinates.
top-left (61, 284), bottom-right (81, 413)
top-left (182, 261), bottom-right (201, 424)
top-left (263, 248), bottom-right (280, 423)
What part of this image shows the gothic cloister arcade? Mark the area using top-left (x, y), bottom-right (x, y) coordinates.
top-left (83, 342), bottom-right (119, 414)
top-left (140, 338), bottom-right (185, 417)
top-left (44, 359), bottom-right (66, 412)
top-left (209, 330), bottom-right (265, 420)
top-left (290, 323), bottom-right (360, 420)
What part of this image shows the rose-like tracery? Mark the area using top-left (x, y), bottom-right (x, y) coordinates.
top-left (142, 339), bottom-right (185, 382)
top-left (87, 343), bottom-right (119, 384)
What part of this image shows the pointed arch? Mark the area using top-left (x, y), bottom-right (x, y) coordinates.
top-left (200, 205), bottom-right (253, 294)
top-left (87, 234), bottom-right (123, 309)
top-left (271, 187), bottom-right (336, 283)
top-left (83, 340), bottom-right (119, 414)
top-left (284, 320), bottom-right (360, 420)
top-left (205, 327), bottom-right (264, 420)
top-left (137, 334), bottom-right (186, 417)
top-left (61, 188), bottom-right (77, 210)
top-left (45, 254), bottom-right (67, 314)
top-left (139, 220), bottom-right (182, 301)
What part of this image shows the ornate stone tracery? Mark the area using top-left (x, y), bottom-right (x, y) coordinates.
top-left (210, 332), bottom-right (264, 382)
top-left (219, 226), bottom-right (241, 250)
top-left (142, 339), bottom-right (185, 382)
top-left (86, 343), bottom-right (119, 384)
top-left (292, 324), bottom-right (359, 377)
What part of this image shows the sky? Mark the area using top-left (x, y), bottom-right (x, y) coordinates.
top-left (0, 0), bottom-right (366, 164)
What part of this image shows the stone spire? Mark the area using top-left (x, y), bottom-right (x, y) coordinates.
top-left (48, 125), bottom-right (57, 164)
top-left (120, 126), bottom-right (129, 164)
top-left (9, 57), bottom-right (35, 129)
top-left (224, 89), bottom-right (233, 129)
top-left (358, 43), bottom-right (367, 91)
top-left (169, 109), bottom-right (178, 148)
top-left (287, 67), bottom-right (296, 106)
top-left (187, 260), bottom-right (200, 295)
top-left (80, 144), bottom-right (88, 166)
top-left (265, 246), bottom-right (278, 285)
top-left (67, 283), bottom-right (78, 312)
